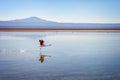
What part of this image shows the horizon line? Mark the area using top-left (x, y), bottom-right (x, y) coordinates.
top-left (0, 16), bottom-right (120, 24)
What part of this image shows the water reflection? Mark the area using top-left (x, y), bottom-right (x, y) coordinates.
top-left (39, 51), bottom-right (51, 63)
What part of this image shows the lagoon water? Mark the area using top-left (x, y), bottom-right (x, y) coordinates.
top-left (0, 32), bottom-right (120, 80)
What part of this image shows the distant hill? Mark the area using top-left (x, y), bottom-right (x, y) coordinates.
top-left (0, 17), bottom-right (120, 29)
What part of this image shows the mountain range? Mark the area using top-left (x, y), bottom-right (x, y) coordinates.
top-left (0, 17), bottom-right (120, 29)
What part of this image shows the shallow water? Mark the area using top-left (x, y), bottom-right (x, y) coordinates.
top-left (0, 32), bottom-right (120, 80)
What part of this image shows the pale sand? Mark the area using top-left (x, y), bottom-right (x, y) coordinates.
top-left (0, 28), bottom-right (120, 32)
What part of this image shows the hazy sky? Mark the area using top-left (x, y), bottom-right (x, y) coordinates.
top-left (0, 0), bottom-right (120, 23)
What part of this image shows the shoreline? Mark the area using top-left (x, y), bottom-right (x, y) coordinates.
top-left (0, 28), bottom-right (120, 32)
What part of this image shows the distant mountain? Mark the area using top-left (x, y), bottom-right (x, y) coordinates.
top-left (0, 17), bottom-right (120, 29)
top-left (10, 17), bottom-right (56, 23)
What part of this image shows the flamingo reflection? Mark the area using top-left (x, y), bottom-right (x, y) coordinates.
top-left (39, 52), bottom-right (51, 63)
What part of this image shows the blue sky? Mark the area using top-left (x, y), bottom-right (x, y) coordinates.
top-left (0, 0), bottom-right (120, 23)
